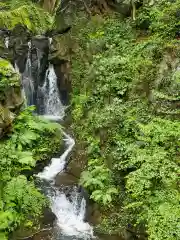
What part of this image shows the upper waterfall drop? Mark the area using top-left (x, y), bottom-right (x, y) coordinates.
top-left (43, 64), bottom-right (65, 119)
top-left (16, 40), bottom-right (64, 118)
top-left (22, 44), bottom-right (34, 106)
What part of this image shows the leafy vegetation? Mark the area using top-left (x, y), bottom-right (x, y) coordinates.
top-left (0, 0), bottom-right (53, 33)
top-left (70, 1), bottom-right (180, 239)
top-left (0, 58), bottom-right (20, 101)
top-left (0, 1), bottom-right (65, 238)
top-left (0, 106), bottom-right (62, 239)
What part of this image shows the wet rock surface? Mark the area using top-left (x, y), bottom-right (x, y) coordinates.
top-left (55, 172), bottom-right (78, 186)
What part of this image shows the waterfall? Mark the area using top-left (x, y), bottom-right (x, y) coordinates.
top-left (21, 42), bottom-right (34, 106)
top-left (4, 37), bottom-right (9, 48)
top-left (17, 38), bottom-right (64, 118)
top-left (51, 188), bottom-right (93, 239)
top-left (37, 132), bottom-right (93, 240)
top-left (16, 38), bottom-right (93, 239)
top-left (42, 64), bottom-right (65, 119)
top-left (49, 37), bottom-right (53, 45)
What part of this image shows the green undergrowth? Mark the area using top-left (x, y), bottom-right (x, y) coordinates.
top-left (0, 106), bottom-right (62, 239)
top-left (0, 58), bottom-right (20, 102)
top-left (70, 2), bottom-right (180, 239)
top-left (0, 2), bottom-right (53, 33)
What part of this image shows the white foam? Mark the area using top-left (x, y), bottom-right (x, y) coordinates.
top-left (5, 37), bottom-right (9, 48)
top-left (51, 189), bottom-right (93, 239)
top-left (43, 64), bottom-right (65, 118)
top-left (37, 132), bottom-right (75, 181)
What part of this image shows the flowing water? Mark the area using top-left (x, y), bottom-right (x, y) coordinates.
top-left (20, 45), bottom-right (94, 239)
top-left (5, 37), bottom-right (9, 48)
top-left (37, 117), bottom-right (93, 240)
top-left (42, 64), bottom-right (65, 119)
top-left (22, 43), bottom-right (34, 106)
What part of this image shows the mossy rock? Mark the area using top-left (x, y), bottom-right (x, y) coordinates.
top-left (0, 4), bottom-right (53, 34)
top-left (0, 58), bottom-right (24, 110)
top-left (0, 105), bottom-right (14, 138)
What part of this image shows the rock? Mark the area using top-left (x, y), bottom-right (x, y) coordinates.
top-left (55, 172), bottom-right (78, 186)
top-left (0, 58), bottom-right (24, 138)
top-left (67, 159), bottom-right (83, 178)
top-left (41, 207), bottom-right (56, 227)
top-left (32, 36), bottom-right (49, 52)
top-left (0, 28), bottom-right (11, 37)
top-left (53, 59), bottom-right (71, 105)
top-left (0, 58), bottom-right (24, 110)
top-left (0, 105), bottom-right (14, 138)
top-left (28, 229), bottom-right (53, 240)
top-left (97, 233), bottom-right (124, 240)
top-left (66, 144), bottom-right (88, 178)
top-left (10, 208), bottom-right (56, 240)
top-left (87, 202), bottom-right (101, 225)
top-left (15, 43), bottom-right (29, 73)
top-left (45, 26), bottom-right (71, 37)
top-left (108, 0), bottom-right (131, 17)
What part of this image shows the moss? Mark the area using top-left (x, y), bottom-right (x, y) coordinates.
top-left (0, 58), bottom-right (20, 101)
top-left (0, 4), bottom-right (54, 34)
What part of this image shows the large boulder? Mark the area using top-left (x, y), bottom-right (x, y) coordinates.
top-left (0, 58), bottom-right (24, 109)
top-left (0, 105), bottom-right (14, 138)
top-left (0, 58), bottom-right (23, 138)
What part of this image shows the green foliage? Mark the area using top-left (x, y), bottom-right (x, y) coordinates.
top-left (0, 2), bottom-right (54, 33)
top-left (137, 0), bottom-right (180, 38)
top-left (81, 160), bottom-right (118, 205)
top-left (0, 106), bottom-right (62, 236)
top-left (3, 175), bottom-right (47, 224)
top-left (0, 58), bottom-right (19, 100)
top-left (71, 8), bottom-right (180, 240)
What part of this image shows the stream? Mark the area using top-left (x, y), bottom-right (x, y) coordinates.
top-left (17, 45), bottom-right (95, 240)
top-left (36, 131), bottom-right (94, 240)
top-left (14, 38), bottom-right (124, 240)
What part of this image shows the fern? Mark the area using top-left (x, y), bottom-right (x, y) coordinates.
top-left (18, 151), bottom-right (35, 166)
top-left (0, 107), bottom-right (62, 235)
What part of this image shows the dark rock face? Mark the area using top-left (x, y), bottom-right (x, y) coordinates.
top-left (108, 0), bottom-right (131, 16)
top-left (53, 59), bottom-right (71, 105)
top-left (0, 25), bottom-right (32, 70)
top-left (41, 207), bottom-right (56, 227)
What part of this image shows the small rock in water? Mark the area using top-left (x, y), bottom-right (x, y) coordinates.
top-left (55, 172), bottom-right (78, 186)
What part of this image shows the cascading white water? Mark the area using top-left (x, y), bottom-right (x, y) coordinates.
top-left (21, 41), bottom-right (34, 106)
top-left (37, 131), bottom-right (94, 240)
top-left (5, 37), bottom-right (9, 48)
top-left (42, 64), bottom-right (65, 119)
top-left (49, 37), bottom-right (53, 45)
top-left (16, 37), bottom-right (93, 239)
top-left (51, 189), bottom-right (93, 239)
top-left (37, 132), bottom-right (75, 181)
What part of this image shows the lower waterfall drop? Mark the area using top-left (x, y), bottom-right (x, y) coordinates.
top-left (37, 132), bottom-right (93, 240)
top-left (51, 188), bottom-right (93, 239)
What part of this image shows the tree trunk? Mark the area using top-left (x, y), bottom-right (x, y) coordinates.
top-left (132, 1), bottom-right (136, 21)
